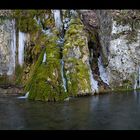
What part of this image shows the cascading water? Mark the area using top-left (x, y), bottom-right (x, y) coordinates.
top-left (18, 31), bottom-right (27, 66)
top-left (57, 37), bottom-right (67, 92)
top-left (53, 10), bottom-right (67, 92)
top-left (17, 91), bottom-right (29, 99)
top-left (7, 19), bottom-right (16, 75)
top-left (134, 66), bottom-right (140, 90)
top-left (134, 75), bottom-right (137, 90)
top-left (42, 52), bottom-right (46, 63)
top-left (89, 67), bottom-right (98, 94)
top-left (60, 59), bottom-right (67, 92)
top-left (88, 42), bottom-right (98, 93)
top-left (98, 56), bottom-right (109, 85)
top-left (138, 66), bottom-right (140, 88)
top-left (88, 53), bottom-right (98, 93)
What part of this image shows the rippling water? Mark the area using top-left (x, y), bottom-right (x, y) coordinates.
top-left (0, 91), bottom-right (140, 130)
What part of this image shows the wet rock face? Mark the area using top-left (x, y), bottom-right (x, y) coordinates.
top-left (97, 10), bottom-right (140, 89)
top-left (0, 86), bottom-right (24, 96)
top-left (1, 9), bottom-right (140, 100)
top-left (80, 10), bottom-right (99, 30)
top-left (95, 10), bottom-right (112, 66)
top-left (26, 29), bottom-right (68, 101)
top-left (0, 18), bottom-right (16, 76)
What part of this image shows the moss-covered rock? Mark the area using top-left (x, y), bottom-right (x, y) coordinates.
top-left (13, 10), bottom-right (54, 34)
top-left (63, 17), bottom-right (92, 96)
top-left (25, 30), bottom-right (68, 101)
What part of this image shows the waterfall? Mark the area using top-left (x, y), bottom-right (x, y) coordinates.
top-left (17, 91), bottom-right (29, 99)
top-left (7, 19), bottom-right (16, 75)
top-left (60, 59), bottom-right (67, 92)
top-left (133, 66), bottom-right (140, 90)
top-left (134, 80), bottom-right (137, 90)
top-left (53, 10), bottom-right (63, 32)
top-left (138, 66), bottom-right (140, 88)
top-left (58, 37), bottom-right (67, 92)
top-left (98, 56), bottom-right (109, 85)
top-left (89, 68), bottom-right (98, 93)
top-left (53, 10), bottom-right (67, 92)
top-left (42, 52), bottom-right (46, 63)
top-left (18, 31), bottom-right (26, 66)
top-left (134, 72), bottom-right (137, 90)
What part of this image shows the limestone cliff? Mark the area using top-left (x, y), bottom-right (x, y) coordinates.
top-left (0, 10), bottom-right (140, 101)
top-left (96, 10), bottom-right (140, 90)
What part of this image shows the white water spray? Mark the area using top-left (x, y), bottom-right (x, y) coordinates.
top-left (60, 60), bottom-right (67, 92)
top-left (134, 71), bottom-right (138, 90)
top-left (133, 66), bottom-right (140, 90)
top-left (17, 92), bottom-right (29, 99)
top-left (89, 68), bottom-right (98, 93)
top-left (42, 52), bottom-right (47, 63)
top-left (98, 56), bottom-right (109, 85)
top-left (53, 10), bottom-right (67, 92)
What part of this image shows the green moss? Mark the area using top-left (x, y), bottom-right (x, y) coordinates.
top-left (13, 10), bottom-right (53, 34)
top-left (69, 18), bottom-right (83, 25)
top-left (25, 31), bottom-right (68, 101)
top-left (89, 32), bottom-right (98, 45)
top-left (66, 59), bottom-right (91, 96)
top-left (112, 87), bottom-right (134, 93)
top-left (63, 17), bottom-right (92, 96)
top-left (0, 75), bottom-right (7, 85)
top-left (121, 79), bottom-right (133, 89)
top-left (15, 65), bottom-right (24, 85)
top-left (25, 48), bottom-right (45, 92)
top-left (28, 60), bottom-right (68, 101)
top-left (0, 75), bottom-right (15, 85)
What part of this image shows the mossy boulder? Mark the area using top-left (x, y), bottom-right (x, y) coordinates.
top-left (25, 30), bottom-right (68, 101)
top-left (63, 17), bottom-right (92, 96)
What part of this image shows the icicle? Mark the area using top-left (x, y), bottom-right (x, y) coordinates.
top-left (42, 52), bottom-right (46, 63)
top-left (7, 19), bottom-right (16, 75)
top-left (52, 10), bottom-right (67, 92)
top-left (98, 56), bottom-right (109, 85)
top-left (53, 10), bottom-right (63, 32)
top-left (89, 68), bottom-right (98, 94)
top-left (134, 73), bottom-right (137, 90)
top-left (60, 59), bottom-right (67, 92)
top-left (18, 31), bottom-right (26, 66)
top-left (133, 66), bottom-right (140, 90)
top-left (17, 92), bottom-right (29, 99)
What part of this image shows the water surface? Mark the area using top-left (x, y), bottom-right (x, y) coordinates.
top-left (0, 91), bottom-right (140, 130)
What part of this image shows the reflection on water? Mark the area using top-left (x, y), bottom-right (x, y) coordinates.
top-left (0, 91), bottom-right (140, 129)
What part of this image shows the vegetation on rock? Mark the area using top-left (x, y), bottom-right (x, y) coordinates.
top-left (25, 29), bottom-right (68, 101)
top-left (63, 17), bottom-right (92, 96)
